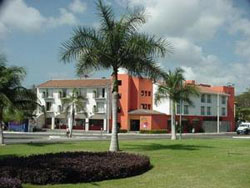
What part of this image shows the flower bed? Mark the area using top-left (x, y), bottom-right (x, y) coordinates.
top-left (0, 151), bottom-right (150, 185)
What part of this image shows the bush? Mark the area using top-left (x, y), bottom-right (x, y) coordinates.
top-left (140, 129), bottom-right (168, 134)
top-left (0, 177), bottom-right (22, 188)
top-left (119, 129), bottom-right (128, 133)
top-left (0, 152), bottom-right (150, 185)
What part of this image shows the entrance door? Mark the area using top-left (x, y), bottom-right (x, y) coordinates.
top-left (130, 120), bottom-right (140, 131)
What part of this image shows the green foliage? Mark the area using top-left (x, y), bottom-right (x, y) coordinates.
top-left (60, 0), bottom-right (170, 82)
top-left (118, 129), bottom-right (128, 133)
top-left (235, 89), bottom-right (250, 121)
top-left (0, 54), bottom-right (37, 122)
top-left (140, 129), bottom-right (168, 134)
top-left (155, 68), bottom-right (200, 105)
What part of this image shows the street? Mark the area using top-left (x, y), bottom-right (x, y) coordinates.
top-left (2, 131), bottom-right (249, 145)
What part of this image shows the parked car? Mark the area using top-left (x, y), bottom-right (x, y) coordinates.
top-left (236, 122), bottom-right (250, 135)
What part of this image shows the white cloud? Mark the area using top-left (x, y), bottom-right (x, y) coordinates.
top-left (47, 8), bottom-right (77, 28)
top-left (165, 37), bottom-right (250, 93)
top-left (235, 39), bottom-right (250, 58)
top-left (69, 0), bottom-right (87, 14)
top-left (0, 0), bottom-right (78, 36)
top-left (126, 0), bottom-right (234, 41)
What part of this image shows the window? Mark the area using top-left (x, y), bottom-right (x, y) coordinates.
top-left (147, 104), bottom-right (151, 110)
top-left (222, 107), bottom-right (226, 116)
top-left (177, 104), bottom-right (180, 114)
top-left (80, 89), bottom-right (87, 97)
top-left (207, 94), bottom-right (211, 103)
top-left (62, 89), bottom-right (67, 98)
top-left (148, 91), bottom-right (151, 96)
top-left (48, 89), bottom-right (53, 98)
top-left (201, 106), bottom-right (205, 115)
top-left (140, 104), bottom-right (147, 109)
top-left (141, 90), bottom-right (144, 96)
top-left (201, 94), bottom-right (205, 103)
top-left (118, 80), bottom-right (122, 86)
top-left (58, 105), bottom-right (62, 112)
top-left (184, 105), bottom-right (189, 114)
top-left (42, 90), bottom-right (49, 98)
top-left (222, 96), bottom-right (226, 104)
top-left (207, 107), bottom-right (211, 115)
top-left (96, 88), bottom-right (104, 98)
top-left (46, 102), bottom-right (52, 111)
top-left (59, 91), bottom-right (62, 98)
top-left (96, 102), bottom-right (105, 113)
top-left (102, 88), bottom-right (105, 98)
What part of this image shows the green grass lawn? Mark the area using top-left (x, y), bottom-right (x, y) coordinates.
top-left (1, 139), bottom-right (250, 188)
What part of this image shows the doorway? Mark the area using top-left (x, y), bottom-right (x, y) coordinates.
top-left (130, 120), bottom-right (140, 131)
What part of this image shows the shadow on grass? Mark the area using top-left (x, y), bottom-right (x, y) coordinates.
top-left (0, 154), bottom-right (18, 159)
top-left (24, 142), bottom-right (73, 147)
top-left (123, 143), bottom-right (213, 151)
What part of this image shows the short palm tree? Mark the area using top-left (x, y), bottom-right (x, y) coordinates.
top-left (155, 68), bottom-right (199, 140)
top-left (0, 55), bottom-right (37, 145)
top-left (61, 88), bottom-right (86, 137)
top-left (60, 0), bottom-right (170, 151)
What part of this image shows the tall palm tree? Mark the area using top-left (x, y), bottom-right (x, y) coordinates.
top-left (61, 88), bottom-right (86, 138)
top-left (0, 55), bottom-right (37, 145)
top-left (60, 0), bottom-right (170, 151)
top-left (155, 68), bottom-right (199, 140)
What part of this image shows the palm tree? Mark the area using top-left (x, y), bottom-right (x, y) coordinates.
top-left (0, 55), bottom-right (37, 145)
top-left (61, 88), bottom-right (86, 138)
top-left (60, 0), bottom-right (170, 151)
top-left (155, 68), bottom-right (199, 140)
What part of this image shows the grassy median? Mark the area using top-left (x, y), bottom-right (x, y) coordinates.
top-left (0, 138), bottom-right (250, 188)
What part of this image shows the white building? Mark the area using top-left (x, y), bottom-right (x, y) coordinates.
top-left (36, 78), bottom-right (111, 131)
top-left (153, 81), bottom-right (235, 132)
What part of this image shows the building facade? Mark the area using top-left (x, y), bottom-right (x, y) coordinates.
top-left (36, 79), bottom-right (111, 131)
top-left (35, 73), bottom-right (235, 132)
top-left (153, 81), bottom-right (235, 132)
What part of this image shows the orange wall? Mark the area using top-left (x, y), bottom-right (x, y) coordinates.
top-left (118, 74), bottom-right (153, 130)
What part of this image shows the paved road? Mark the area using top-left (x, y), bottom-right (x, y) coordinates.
top-left (2, 131), bottom-right (249, 144)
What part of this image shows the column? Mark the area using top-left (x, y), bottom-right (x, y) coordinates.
top-left (68, 117), bottom-right (71, 129)
top-left (51, 117), bottom-right (55, 130)
top-left (103, 118), bottom-right (107, 131)
top-left (85, 118), bottom-right (89, 131)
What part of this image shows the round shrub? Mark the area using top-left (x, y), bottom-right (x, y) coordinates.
top-left (0, 177), bottom-right (22, 188)
top-left (0, 152), bottom-right (150, 185)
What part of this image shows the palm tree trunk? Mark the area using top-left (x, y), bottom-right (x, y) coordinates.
top-left (0, 109), bottom-right (4, 145)
top-left (70, 105), bottom-right (74, 138)
top-left (171, 100), bottom-right (176, 140)
top-left (109, 71), bottom-right (119, 151)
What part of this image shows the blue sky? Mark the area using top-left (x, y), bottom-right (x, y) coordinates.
top-left (1, 0), bottom-right (250, 94)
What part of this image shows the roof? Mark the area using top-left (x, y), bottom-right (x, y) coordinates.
top-left (129, 109), bottom-right (165, 115)
top-left (197, 86), bottom-right (229, 96)
top-left (37, 79), bottom-right (111, 88)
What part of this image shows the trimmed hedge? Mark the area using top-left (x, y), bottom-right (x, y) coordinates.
top-left (140, 129), bottom-right (168, 134)
top-left (0, 177), bottom-right (22, 188)
top-left (0, 152), bottom-right (150, 185)
top-left (119, 129), bottom-right (128, 133)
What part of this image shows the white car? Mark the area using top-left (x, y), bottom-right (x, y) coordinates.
top-left (236, 123), bottom-right (250, 135)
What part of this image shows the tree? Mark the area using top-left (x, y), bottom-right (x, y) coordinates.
top-left (0, 55), bottom-right (37, 145)
top-left (60, 0), bottom-right (170, 151)
top-left (235, 89), bottom-right (250, 122)
top-left (61, 88), bottom-right (86, 137)
top-left (154, 68), bottom-right (199, 140)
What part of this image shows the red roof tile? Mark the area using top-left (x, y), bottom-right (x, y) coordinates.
top-left (37, 79), bottom-right (111, 88)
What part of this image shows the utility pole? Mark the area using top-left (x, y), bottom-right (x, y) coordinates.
top-left (217, 93), bottom-right (220, 133)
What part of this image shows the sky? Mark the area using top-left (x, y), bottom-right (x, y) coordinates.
top-left (0, 0), bottom-right (250, 94)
